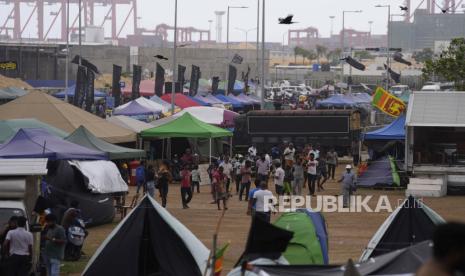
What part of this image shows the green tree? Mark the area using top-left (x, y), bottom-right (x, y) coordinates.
top-left (413, 48), bottom-right (434, 63)
top-left (305, 49), bottom-right (317, 63)
top-left (422, 38), bottom-right (465, 90)
top-left (354, 50), bottom-right (374, 60)
top-left (327, 48), bottom-right (342, 65)
top-left (315, 44), bottom-right (328, 63)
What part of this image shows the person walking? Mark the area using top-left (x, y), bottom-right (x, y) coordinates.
top-left (252, 182), bottom-right (274, 223)
top-left (180, 166), bottom-right (193, 209)
top-left (292, 158), bottom-right (305, 195)
top-left (326, 148), bottom-right (338, 180)
top-left (157, 160), bottom-right (172, 208)
top-left (273, 162), bottom-right (285, 196)
top-left (3, 216), bottom-right (32, 276)
top-left (246, 179), bottom-right (260, 216)
top-left (213, 167), bottom-right (228, 210)
top-left (191, 165), bottom-right (201, 194)
top-left (283, 143), bottom-right (296, 168)
top-left (233, 156), bottom-right (243, 194)
top-left (43, 214), bottom-right (66, 276)
top-left (317, 155), bottom-right (328, 191)
top-left (306, 153), bottom-right (318, 196)
top-left (239, 160), bottom-right (252, 201)
top-left (135, 161), bottom-right (146, 194)
top-left (256, 154), bottom-right (270, 183)
top-left (283, 164), bottom-right (293, 195)
top-left (338, 165), bottom-right (357, 208)
top-left (219, 156), bottom-right (233, 193)
top-left (146, 165), bottom-right (156, 198)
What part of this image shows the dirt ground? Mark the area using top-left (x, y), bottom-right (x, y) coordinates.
top-left (63, 166), bottom-right (465, 275)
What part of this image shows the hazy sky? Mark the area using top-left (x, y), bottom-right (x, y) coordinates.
top-left (0, 0), bottom-right (448, 43)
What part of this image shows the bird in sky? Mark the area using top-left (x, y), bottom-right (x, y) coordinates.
top-left (399, 6), bottom-right (408, 11)
top-left (154, 55), bottom-right (168, 60)
top-left (278, 15), bottom-right (298, 24)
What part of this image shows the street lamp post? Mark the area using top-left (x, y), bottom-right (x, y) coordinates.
top-left (171, 0), bottom-right (178, 113)
top-left (329, 15), bottom-right (335, 36)
top-left (341, 10), bottom-right (362, 86)
top-left (226, 6), bottom-right (248, 94)
top-left (375, 4), bottom-right (391, 91)
top-left (260, 0), bottom-right (265, 108)
top-left (256, 0), bottom-right (260, 81)
top-left (65, 0), bottom-right (69, 103)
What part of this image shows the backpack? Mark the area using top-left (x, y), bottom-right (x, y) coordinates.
top-left (136, 166), bottom-right (145, 182)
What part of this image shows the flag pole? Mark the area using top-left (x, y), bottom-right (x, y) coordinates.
top-left (204, 208), bottom-right (227, 276)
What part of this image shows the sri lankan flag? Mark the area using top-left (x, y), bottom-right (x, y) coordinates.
top-left (372, 87), bottom-right (406, 117)
top-left (214, 243), bottom-right (230, 276)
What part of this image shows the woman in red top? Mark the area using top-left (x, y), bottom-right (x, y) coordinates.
top-left (180, 165), bottom-right (193, 209)
top-left (213, 167), bottom-right (228, 210)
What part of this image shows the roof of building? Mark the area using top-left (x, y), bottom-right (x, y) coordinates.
top-left (406, 92), bottom-right (465, 127)
top-left (0, 158), bottom-right (48, 176)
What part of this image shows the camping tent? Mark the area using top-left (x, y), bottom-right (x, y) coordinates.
top-left (0, 118), bottom-right (68, 143)
top-left (160, 93), bottom-right (201, 109)
top-left (106, 115), bottom-right (154, 133)
top-left (364, 115), bottom-right (406, 140)
top-left (174, 106), bottom-right (239, 128)
top-left (360, 195), bottom-right (444, 261)
top-left (113, 100), bottom-right (161, 116)
top-left (0, 91), bottom-right (136, 143)
top-left (273, 211), bottom-right (328, 265)
top-left (54, 85), bottom-right (106, 99)
top-left (65, 126), bottom-right (145, 160)
top-left (141, 113), bottom-right (232, 139)
top-left (83, 195), bottom-right (210, 276)
top-left (357, 156), bottom-right (400, 188)
top-left (0, 128), bottom-right (107, 160)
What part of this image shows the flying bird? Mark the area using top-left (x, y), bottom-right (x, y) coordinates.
top-left (154, 55), bottom-right (168, 60)
top-left (399, 6), bottom-right (408, 11)
top-left (279, 15), bottom-right (298, 24)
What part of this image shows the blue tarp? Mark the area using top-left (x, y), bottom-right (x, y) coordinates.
top-left (113, 100), bottom-right (160, 116)
top-left (188, 96), bottom-right (210, 106)
top-left (357, 156), bottom-right (394, 187)
top-left (0, 128), bottom-right (107, 160)
top-left (26, 80), bottom-right (75, 88)
top-left (317, 94), bottom-right (358, 108)
top-left (54, 85), bottom-right (107, 99)
top-left (214, 94), bottom-right (244, 109)
top-left (364, 115), bottom-right (406, 140)
top-left (296, 209), bottom-right (329, 265)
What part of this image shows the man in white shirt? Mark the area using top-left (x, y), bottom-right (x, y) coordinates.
top-left (3, 216), bottom-right (33, 276)
top-left (306, 153), bottom-right (319, 196)
top-left (219, 156), bottom-right (234, 193)
top-left (283, 143), bottom-right (296, 167)
top-left (274, 162), bottom-right (285, 195)
top-left (248, 144), bottom-right (257, 159)
top-left (253, 182), bottom-right (274, 223)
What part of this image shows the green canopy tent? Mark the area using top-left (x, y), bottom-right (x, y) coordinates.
top-left (65, 125), bottom-right (145, 160)
top-left (0, 118), bottom-right (69, 143)
top-left (141, 113), bottom-right (232, 162)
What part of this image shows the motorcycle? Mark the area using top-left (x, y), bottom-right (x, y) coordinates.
top-left (64, 218), bottom-right (89, 261)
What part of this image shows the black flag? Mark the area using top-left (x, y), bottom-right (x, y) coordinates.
top-left (73, 65), bottom-right (87, 107)
top-left (211, 77), bottom-right (220, 95)
top-left (227, 65), bottom-right (237, 95)
top-left (393, 52), bottom-right (412, 66)
top-left (71, 55), bottom-right (99, 74)
top-left (189, 65), bottom-right (201, 96)
top-left (384, 64), bottom-right (401, 84)
top-left (178, 64), bottom-right (186, 88)
top-left (155, 62), bottom-right (165, 97)
top-left (85, 69), bottom-right (95, 112)
top-left (112, 64), bottom-right (122, 107)
top-left (342, 56), bottom-right (366, 71)
top-left (231, 53), bottom-right (244, 64)
top-left (132, 64), bottom-right (142, 100)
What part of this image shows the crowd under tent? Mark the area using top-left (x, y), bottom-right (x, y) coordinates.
top-left (83, 195), bottom-right (210, 276)
top-left (54, 85), bottom-right (107, 99)
top-left (106, 115), bottom-right (154, 133)
top-left (160, 93), bottom-right (201, 109)
top-left (0, 118), bottom-right (68, 143)
top-left (0, 91), bottom-right (136, 143)
top-left (113, 100), bottom-right (161, 117)
top-left (65, 126), bottom-right (145, 160)
top-left (0, 128), bottom-right (108, 160)
top-left (359, 195), bottom-right (444, 262)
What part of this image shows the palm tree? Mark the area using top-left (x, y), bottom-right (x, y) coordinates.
top-left (305, 49), bottom-right (317, 64)
top-left (315, 44), bottom-right (328, 64)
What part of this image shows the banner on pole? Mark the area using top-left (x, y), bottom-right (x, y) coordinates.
top-left (189, 65), bottom-right (201, 96)
top-left (132, 65), bottom-right (142, 100)
top-left (112, 64), bottom-right (122, 107)
top-left (155, 62), bottom-right (165, 97)
top-left (227, 65), bottom-right (237, 95)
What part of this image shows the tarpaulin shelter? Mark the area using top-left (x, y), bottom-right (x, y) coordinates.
top-left (0, 118), bottom-right (68, 143)
top-left (83, 195), bottom-right (210, 276)
top-left (54, 85), bottom-right (106, 99)
top-left (274, 211), bottom-right (328, 265)
top-left (360, 196), bottom-right (444, 261)
top-left (65, 126), bottom-right (145, 160)
top-left (189, 96), bottom-right (210, 106)
top-left (106, 116), bottom-right (154, 133)
top-left (113, 100), bottom-right (160, 116)
top-left (0, 87), bottom-right (28, 100)
top-left (196, 94), bottom-right (232, 107)
top-left (0, 128), bottom-right (108, 160)
top-left (357, 156), bottom-right (400, 188)
top-left (364, 115), bottom-right (406, 140)
top-left (317, 94), bottom-right (357, 108)
top-left (160, 93), bottom-right (201, 109)
top-left (174, 106), bottom-right (239, 128)
top-left (215, 94), bottom-right (244, 109)
top-left (0, 91), bottom-right (136, 143)
top-left (149, 95), bottom-right (181, 114)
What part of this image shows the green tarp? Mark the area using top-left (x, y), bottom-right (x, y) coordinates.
top-left (65, 126), bottom-right (145, 160)
top-left (274, 212), bottom-right (324, 265)
top-left (0, 87), bottom-right (28, 100)
top-left (141, 113), bottom-right (232, 139)
top-left (0, 118), bottom-right (68, 143)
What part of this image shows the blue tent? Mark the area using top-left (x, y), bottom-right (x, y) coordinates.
top-left (113, 100), bottom-right (160, 116)
top-left (214, 94), bottom-right (244, 109)
top-left (188, 96), bottom-right (210, 106)
top-left (296, 209), bottom-right (329, 265)
top-left (54, 85), bottom-right (107, 99)
top-left (317, 94), bottom-right (357, 108)
top-left (364, 115), bottom-right (406, 140)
